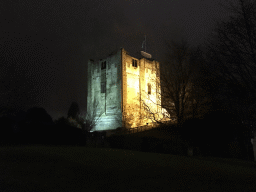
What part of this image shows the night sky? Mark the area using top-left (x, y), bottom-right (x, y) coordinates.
top-left (0, 0), bottom-right (232, 121)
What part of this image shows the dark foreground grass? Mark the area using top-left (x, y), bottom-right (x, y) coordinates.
top-left (0, 145), bottom-right (256, 192)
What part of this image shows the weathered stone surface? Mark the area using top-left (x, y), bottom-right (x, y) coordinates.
top-left (87, 48), bottom-right (165, 131)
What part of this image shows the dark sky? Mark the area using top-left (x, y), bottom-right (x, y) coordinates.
top-left (0, 0), bottom-right (232, 120)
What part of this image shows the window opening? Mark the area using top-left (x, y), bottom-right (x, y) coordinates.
top-left (101, 61), bottom-right (106, 69)
top-left (101, 82), bottom-right (106, 93)
top-left (132, 59), bottom-right (137, 67)
top-left (148, 83), bottom-right (151, 94)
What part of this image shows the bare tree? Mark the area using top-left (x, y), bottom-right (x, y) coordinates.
top-left (201, 0), bottom-right (256, 160)
top-left (160, 40), bottom-right (213, 126)
top-left (205, 0), bottom-right (256, 124)
top-left (137, 41), bottom-right (212, 128)
top-left (67, 102), bottom-right (80, 119)
top-left (161, 40), bottom-right (193, 126)
top-left (77, 98), bottom-right (104, 133)
top-left (183, 47), bottom-right (213, 120)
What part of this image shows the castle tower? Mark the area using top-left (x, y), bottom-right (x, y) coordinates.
top-left (87, 48), bottom-right (164, 132)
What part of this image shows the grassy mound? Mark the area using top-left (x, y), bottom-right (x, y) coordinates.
top-left (0, 145), bottom-right (255, 192)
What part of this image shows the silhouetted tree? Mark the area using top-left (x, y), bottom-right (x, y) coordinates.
top-left (0, 106), bottom-right (17, 118)
top-left (67, 102), bottom-right (80, 119)
top-left (54, 116), bottom-right (86, 146)
top-left (54, 116), bottom-right (70, 126)
top-left (22, 107), bottom-right (54, 144)
top-left (179, 110), bottom-right (253, 159)
top-left (205, 0), bottom-right (256, 124)
top-left (77, 99), bottom-right (104, 133)
top-left (183, 47), bottom-right (213, 120)
top-left (26, 107), bottom-right (53, 123)
top-left (203, 0), bottom-right (256, 160)
top-left (140, 40), bottom-right (212, 127)
top-left (0, 116), bottom-right (13, 145)
top-left (0, 107), bottom-right (25, 145)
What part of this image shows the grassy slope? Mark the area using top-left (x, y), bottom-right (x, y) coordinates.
top-left (0, 145), bottom-right (256, 192)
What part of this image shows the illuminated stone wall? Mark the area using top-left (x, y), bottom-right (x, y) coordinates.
top-left (87, 49), bottom-right (123, 131)
top-left (122, 49), bottom-right (162, 128)
top-left (87, 48), bottom-right (165, 131)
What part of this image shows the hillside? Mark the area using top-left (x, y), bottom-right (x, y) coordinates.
top-left (0, 145), bottom-right (255, 192)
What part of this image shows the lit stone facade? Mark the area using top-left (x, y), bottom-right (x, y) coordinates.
top-left (87, 48), bottom-right (166, 131)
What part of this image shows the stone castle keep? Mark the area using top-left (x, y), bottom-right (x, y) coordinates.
top-left (87, 48), bottom-right (168, 132)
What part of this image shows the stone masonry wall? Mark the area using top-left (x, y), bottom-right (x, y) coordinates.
top-left (88, 48), bottom-right (163, 131)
